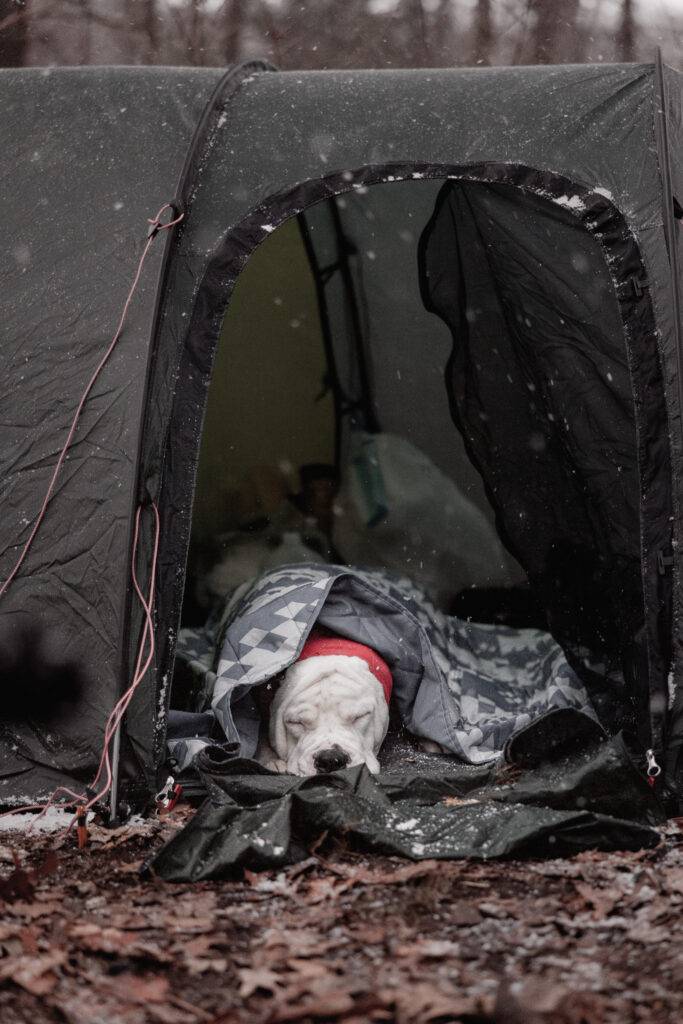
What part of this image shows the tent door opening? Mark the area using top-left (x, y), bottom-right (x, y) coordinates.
top-left (166, 171), bottom-right (670, 783)
top-left (177, 178), bottom-right (521, 645)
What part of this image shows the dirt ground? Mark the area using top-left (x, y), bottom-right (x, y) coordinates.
top-left (1, 805), bottom-right (682, 1024)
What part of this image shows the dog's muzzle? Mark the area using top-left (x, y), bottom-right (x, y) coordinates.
top-left (313, 744), bottom-right (351, 773)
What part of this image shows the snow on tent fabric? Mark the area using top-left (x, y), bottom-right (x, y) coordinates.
top-left (1, 59), bottom-right (683, 867)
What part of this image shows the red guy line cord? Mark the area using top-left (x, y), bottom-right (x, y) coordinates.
top-left (7, 502), bottom-right (159, 835)
top-left (0, 203), bottom-right (182, 599)
top-left (0, 204), bottom-right (182, 832)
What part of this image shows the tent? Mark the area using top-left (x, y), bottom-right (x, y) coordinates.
top-left (2, 57), bottom-right (683, 834)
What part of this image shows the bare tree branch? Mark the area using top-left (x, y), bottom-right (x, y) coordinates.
top-left (5, 0), bottom-right (683, 74)
top-left (473, 0), bottom-right (492, 64)
top-left (617, 0), bottom-right (636, 62)
top-left (0, 0), bottom-right (29, 66)
top-left (223, 0), bottom-right (243, 65)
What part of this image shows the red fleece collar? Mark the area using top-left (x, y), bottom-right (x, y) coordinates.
top-left (296, 635), bottom-right (393, 706)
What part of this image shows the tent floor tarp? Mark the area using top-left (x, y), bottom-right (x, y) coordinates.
top-left (147, 717), bottom-right (664, 880)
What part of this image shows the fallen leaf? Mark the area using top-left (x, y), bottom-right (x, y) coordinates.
top-left (238, 965), bottom-right (285, 998)
top-left (493, 976), bottom-right (604, 1024)
top-left (284, 957), bottom-right (335, 981)
top-left (268, 991), bottom-right (356, 1022)
top-left (68, 922), bottom-right (173, 962)
top-left (626, 922), bottom-right (672, 944)
top-left (663, 866), bottom-right (683, 896)
top-left (164, 915), bottom-right (214, 933)
top-left (573, 881), bottom-right (623, 919)
top-left (109, 912), bottom-right (155, 930)
top-left (34, 849), bottom-right (59, 879)
top-left (0, 857), bottom-right (34, 902)
top-left (180, 934), bottom-right (221, 958)
top-left (263, 927), bottom-right (341, 957)
top-left (120, 973), bottom-right (171, 1003)
top-left (167, 993), bottom-right (215, 1022)
top-left (63, 970), bottom-right (191, 1024)
top-left (447, 901), bottom-right (484, 926)
top-left (0, 848), bottom-right (59, 904)
top-left (371, 860), bottom-right (443, 886)
top-left (147, 1006), bottom-right (194, 1024)
top-left (87, 824), bottom-right (158, 847)
top-left (395, 938), bottom-right (461, 959)
top-left (186, 956), bottom-right (229, 974)
top-left (116, 859), bottom-right (144, 874)
top-left (4, 899), bottom-right (64, 919)
top-left (394, 982), bottom-right (477, 1024)
top-left (0, 949), bottom-right (67, 995)
top-left (345, 924), bottom-right (386, 944)
top-left (478, 900), bottom-right (516, 919)
top-left (18, 925), bottom-right (40, 954)
top-left (299, 876), bottom-right (355, 904)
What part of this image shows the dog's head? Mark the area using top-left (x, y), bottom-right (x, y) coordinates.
top-left (268, 641), bottom-right (392, 776)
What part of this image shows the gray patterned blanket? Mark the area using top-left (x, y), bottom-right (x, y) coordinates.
top-left (170, 564), bottom-right (597, 773)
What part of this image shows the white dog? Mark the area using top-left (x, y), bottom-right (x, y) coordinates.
top-left (256, 635), bottom-right (392, 776)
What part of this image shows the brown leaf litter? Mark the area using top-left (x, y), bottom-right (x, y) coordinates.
top-left (0, 808), bottom-right (681, 1023)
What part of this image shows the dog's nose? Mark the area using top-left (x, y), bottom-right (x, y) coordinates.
top-left (313, 745), bottom-right (351, 773)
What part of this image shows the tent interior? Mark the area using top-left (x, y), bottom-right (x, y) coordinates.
top-left (180, 178), bottom-right (525, 633)
top-left (171, 173), bottom-right (653, 757)
top-left (153, 170), bottom-right (672, 878)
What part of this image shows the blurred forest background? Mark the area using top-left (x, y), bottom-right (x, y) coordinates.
top-left (0, 0), bottom-right (681, 71)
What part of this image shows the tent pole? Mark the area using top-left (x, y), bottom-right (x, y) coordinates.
top-left (297, 212), bottom-right (346, 469)
top-left (654, 49), bottom-right (683, 424)
top-left (109, 723), bottom-right (122, 822)
top-left (327, 198), bottom-right (380, 434)
top-left (123, 60), bottom-right (279, 815)
top-left (654, 48), bottom-right (682, 769)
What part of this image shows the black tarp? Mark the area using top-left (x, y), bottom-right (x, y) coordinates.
top-left (146, 712), bottom-right (665, 880)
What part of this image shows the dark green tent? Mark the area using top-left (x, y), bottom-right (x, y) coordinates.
top-left (2, 57), bottom-right (683, 821)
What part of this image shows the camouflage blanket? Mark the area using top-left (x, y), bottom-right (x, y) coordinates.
top-left (170, 564), bottom-right (597, 772)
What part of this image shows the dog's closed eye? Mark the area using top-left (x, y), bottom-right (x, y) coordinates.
top-left (284, 715), bottom-right (314, 734)
top-left (346, 708), bottom-right (372, 726)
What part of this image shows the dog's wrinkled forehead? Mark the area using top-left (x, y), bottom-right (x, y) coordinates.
top-left (272, 654), bottom-right (381, 712)
top-left (295, 635), bottom-right (392, 706)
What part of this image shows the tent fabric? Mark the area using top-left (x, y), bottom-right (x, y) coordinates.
top-left (418, 177), bottom-right (669, 752)
top-left (147, 717), bottom-right (665, 880)
top-left (2, 61), bottom-right (683, 812)
top-left (150, 63), bottom-right (680, 669)
top-left (0, 66), bottom-right (221, 805)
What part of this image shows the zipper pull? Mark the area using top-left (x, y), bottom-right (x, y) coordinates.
top-left (156, 774), bottom-right (176, 812)
top-left (657, 549), bottom-right (674, 575)
top-left (646, 749), bottom-right (661, 786)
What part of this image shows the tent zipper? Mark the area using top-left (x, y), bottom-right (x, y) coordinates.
top-left (646, 748), bottom-right (662, 785)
